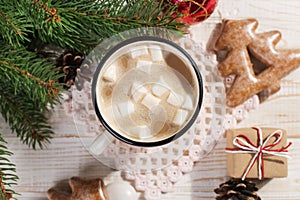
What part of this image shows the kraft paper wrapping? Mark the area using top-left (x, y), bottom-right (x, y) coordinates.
top-left (226, 127), bottom-right (288, 178)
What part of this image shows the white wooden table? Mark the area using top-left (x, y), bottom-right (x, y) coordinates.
top-left (1, 0), bottom-right (300, 199)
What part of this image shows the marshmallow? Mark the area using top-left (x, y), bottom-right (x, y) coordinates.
top-left (130, 82), bottom-right (147, 102)
top-left (136, 60), bottom-right (152, 74)
top-left (173, 109), bottom-right (189, 126)
top-left (130, 47), bottom-right (148, 58)
top-left (130, 126), bottom-right (152, 139)
top-left (152, 77), bottom-right (169, 97)
top-left (141, 94), bottom-right (160, 110)
top-left (116, 101), bottom-right (135, 117)
top-left (167, 93), bottom-right (184, 107)
top-left (103, 65), bottom-right (117, 82)
top-left (152, 84), bottom-right (168, 97)
top-left (148, 45), bottom-right (164, 61)
top-left (182, 95), bottom-right (193, 110)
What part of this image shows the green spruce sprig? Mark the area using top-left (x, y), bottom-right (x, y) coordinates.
top-left (0, 43), bottom-right (62, 149)
top-left (0, 1), bottom-right (33, 48)
top-left (12, 0), bottom-right (185, 53)
top-left (0, 132), bottom-right (18, 200)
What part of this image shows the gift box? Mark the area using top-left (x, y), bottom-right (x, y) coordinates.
top-left (226, 127), bottom-right (291, 179)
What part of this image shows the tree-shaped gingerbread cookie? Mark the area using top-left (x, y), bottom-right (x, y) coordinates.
top-left (214, 18), bottom-right (300, 107)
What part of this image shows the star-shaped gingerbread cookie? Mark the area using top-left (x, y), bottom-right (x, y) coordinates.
top-left (47, 177), bottom-right (108, 200)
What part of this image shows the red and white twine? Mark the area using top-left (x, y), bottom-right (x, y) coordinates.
top-left (226, 127), bottom-right (292, 180)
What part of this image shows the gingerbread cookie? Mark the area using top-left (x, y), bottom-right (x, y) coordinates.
top-left (214, 18), bottom-right (300, 107)
top-left (47, 177), bottom-right (108, 200)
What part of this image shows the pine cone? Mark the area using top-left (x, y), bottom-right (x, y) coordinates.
top-left (56, 50), bottom-right (85, 88)
top-left (214, 179), bottom-right (261, 200)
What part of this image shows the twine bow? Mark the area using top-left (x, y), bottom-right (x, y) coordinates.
top-left (226, 127), bottom-right (292, 180)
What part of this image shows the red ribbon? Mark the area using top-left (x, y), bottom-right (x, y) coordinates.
top-left (226, 127), bottom-right (292, 180)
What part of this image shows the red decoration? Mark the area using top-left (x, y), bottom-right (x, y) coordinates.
top-left (165, 0), bottom-right (217, 25)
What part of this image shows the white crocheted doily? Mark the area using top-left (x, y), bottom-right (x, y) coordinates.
top-left (63, 36), bottom-right (259, 200)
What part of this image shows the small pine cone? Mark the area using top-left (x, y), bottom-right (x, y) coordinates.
top-left (56, 50), bottom-right (85, 88)
top-left (214, 179), bottom-right (261, 200)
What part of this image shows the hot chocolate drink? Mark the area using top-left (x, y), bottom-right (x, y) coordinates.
top-left (95, 40), bottom-right (200, 144)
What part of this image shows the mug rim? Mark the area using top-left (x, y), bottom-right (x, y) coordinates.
top-left (91, 36), bottom-right (203, 147)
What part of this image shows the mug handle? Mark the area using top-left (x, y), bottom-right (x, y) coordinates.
top-left (89, 131), bottom-right (115, 155)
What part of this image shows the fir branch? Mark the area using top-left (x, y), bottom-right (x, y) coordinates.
top-left (0, 43), bottom-right (62, 110)
top-left (0, 133), bottom-right (18, 200)
top-left (0, 85), bottom-right (54, 149)
top-left (23, 0), bottom-right (185, 53)
top-left (0, 42), bottom-right (61, 149)
top-left (0, 1), bottom-right (33, 47)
